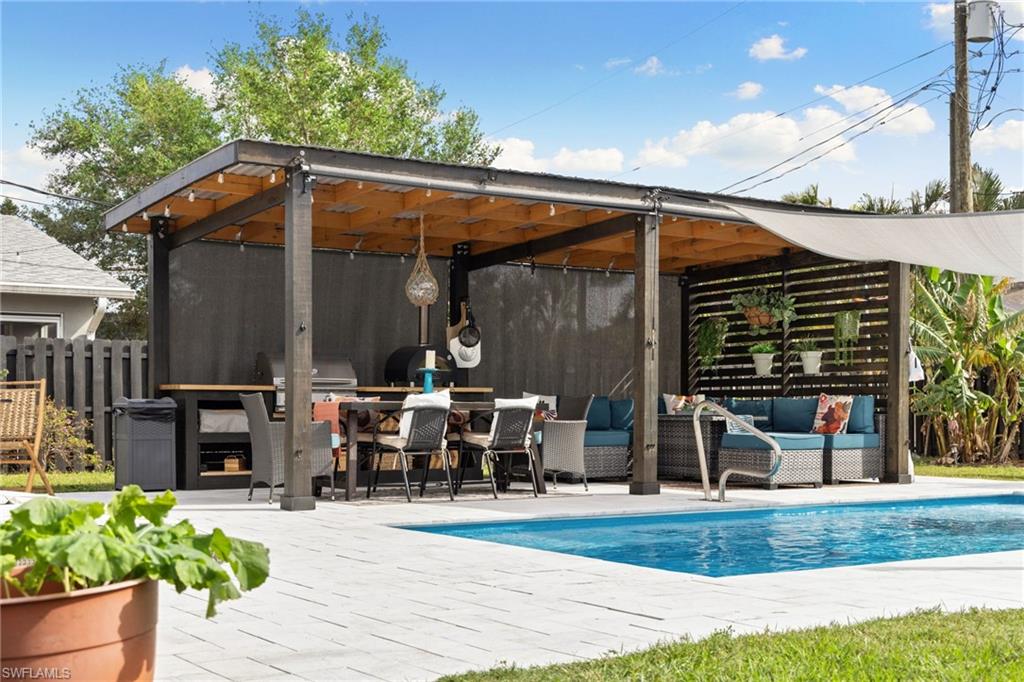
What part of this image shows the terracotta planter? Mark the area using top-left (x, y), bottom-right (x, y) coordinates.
top-left (1, 577), bottom-right (158, 681)
top-left (743, 307), bottom-right (776, 329)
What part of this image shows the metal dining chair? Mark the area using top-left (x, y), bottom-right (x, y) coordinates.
top-left (458, 406), bottom-right (539, 498)
top-left (240, 393), bottom-right (335, 503)
top-left (368, 405), bottom-right (452, 502)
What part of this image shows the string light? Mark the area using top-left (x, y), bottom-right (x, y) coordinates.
top-left (141, 210), bottom-right (149, 221)
top-left (561, 253), bottom-right (570, 274)
top-left (236, 228), bottom-right (244, 253)
top-left (488, 196), bottom-right (495, 203)
top-left (400, 254), bottom-right (406, 264)
top-left (606, 256), bottom-right (616, 278)
top-left (163, 205), bottom-right (171, 218)
top-left (425, 188), bottom-right (432, 197)
top-left (187, 189), bottom-right (195, 203)
top-left (548, 203), bottom-right (556, 217)
top-left (356, 181), bottom-right (363, 190)
top-left (217, 172), bottom-right (225, 184)
top-left (121, 223), bottom-right (128, 233)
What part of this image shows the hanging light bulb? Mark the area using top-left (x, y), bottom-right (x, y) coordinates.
top-left (188, 189), bottom-right (195, 203)
top-left (425, 188), bottom-right (432, 197)
top-left (121, 223), bottom-right (128, 233)
top-left (356, 181), bottom-right (363, 190)
top-left (163, 205), bottom-right (171, 218)
top-left (236, 228), bottom-right (244, 253)
top-left (400, 254), bottom-right (406, 264)
top-left (488, 196), bottom-right (495, 203)
top-left (606, 256), bottom-right (616, 278)
top-left (549, 203), bottom-right (556, 217)
top-left (561, 253), bottom-right (570, 274)
top-left (269, 170), bottom-right (277, 184)
top-left (217, 172), bottom-right (225, 184)
top-left (141, 210), bottom-right (149, 221)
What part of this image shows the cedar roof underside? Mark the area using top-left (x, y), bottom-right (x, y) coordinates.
top-left (115, 163), bottom-right (800, 274)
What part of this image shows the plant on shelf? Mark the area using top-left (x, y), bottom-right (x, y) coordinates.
top-left (793, 338), bottom-right (824, 375)
top-left (749, 341), bottom-right (777, 377)
top-left (834, 310), bottom-right (862, 367)
top-left (695, 316), bottom-right (730, 368)
top-left (731, 287), bottom-right (797, 335)
top-left (1, 486), bottom-right (270, 679)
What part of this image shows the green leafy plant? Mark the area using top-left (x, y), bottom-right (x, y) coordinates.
top-left (792, 339), bottom-right (819, 353)
top-left (0, 486), bottom-right (269, 617)
top-left (749, 342), bottom-right (777, 354)
top-left (40, 399), bottom-right (102, 472)
top-left (834, 310), bottom-right (862, 366)
top-left (731, 287), bottom-right (796, 335)
top-left (695, 317), bottom-right (729, 368)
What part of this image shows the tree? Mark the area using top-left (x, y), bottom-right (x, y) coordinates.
top-left (28, 64), bottom-right (224, 338)
top-left (0, 198), bottom-right (20, 215)
top-left (214, 11), bottom-right (498, 165)
top-left (851, 192), bottom-right (904, 214)
top-left (909, 179), bottom-right (948, 214)
top-left (780, 183), bottom-right (832, 207)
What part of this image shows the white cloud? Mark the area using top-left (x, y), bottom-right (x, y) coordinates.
top-left (174, 64), bottom-right (215, 104)
top-left (731, 81), bottom-right (764, 100)
top-left (632, 105), bottom-right (856, 172)
top-left (0, 144), bottom-right (62, 206)
top-left (604, 57), bottom-right (632, 70)
top-left (814, 83), bottom-right (935, 135)
top-left (492, 138), bottom-right (624, 174)
top-left (749, 34), bottom-right (807, 61)
top-left (573, 64), bottom-right (585, 71)
top-left (690, 63), bottom-right (713, 75)
top-left (974, 118), bottom-right (1024, 152)
top-left (634, 56), bottom-right (667, 77)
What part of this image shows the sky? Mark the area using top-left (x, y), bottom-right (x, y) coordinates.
top-left (2, 1), bottom-right (1022, 209)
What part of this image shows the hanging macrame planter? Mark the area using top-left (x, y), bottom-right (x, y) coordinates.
top-left (405, 214), bottom-right (439, 307)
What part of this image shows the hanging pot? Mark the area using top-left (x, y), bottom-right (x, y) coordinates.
top-left (744, 307), bottom-right (776, 328)
top-left (457, 302), bottom-right (480, 348)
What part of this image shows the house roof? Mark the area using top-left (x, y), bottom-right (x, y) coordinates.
top-left (0, 215), bottom-right (135, 299)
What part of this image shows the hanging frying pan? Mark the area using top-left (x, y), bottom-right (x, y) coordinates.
top-left (448, 299), bottom-right (482, 368)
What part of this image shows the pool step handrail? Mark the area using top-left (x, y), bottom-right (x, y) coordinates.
top-left (691, 400), bottom-right (783, 502)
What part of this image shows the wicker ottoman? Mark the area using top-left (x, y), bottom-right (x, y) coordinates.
top-left (718, 432), bottom-right (824, 489)
top-left (585, 445), bottom-right (630, 479)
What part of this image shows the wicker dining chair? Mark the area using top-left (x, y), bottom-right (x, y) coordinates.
top-left (541, 420), bottom-right (589, 490)
top-left (458, 407), bottom-right (538, 498)
top-left (0, 379), bottom-right (53, 495)
top-left (367, 405), bottom-right (452, 502)
top-left (240, 393), bottom-right (335, 503)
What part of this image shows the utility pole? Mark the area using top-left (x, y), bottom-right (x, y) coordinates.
top-left (950, 0), bottom-right (973, 213)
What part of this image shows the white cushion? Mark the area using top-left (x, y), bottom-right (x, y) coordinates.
top-left (492, 396), bottom-right (538, 441)
top-left (399, 390), bottom-right (451, 440)
top-left (523, 392), bottom-right (557, 411)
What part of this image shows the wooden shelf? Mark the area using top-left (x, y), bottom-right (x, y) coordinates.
top-left (200, 470), bottom-right (251, 477)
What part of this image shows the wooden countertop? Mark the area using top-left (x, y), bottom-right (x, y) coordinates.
top-left (159, 384), bottom-right (274, 392)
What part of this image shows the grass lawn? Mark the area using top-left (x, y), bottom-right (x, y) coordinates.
top-left (0, 469), bottom-right (114, 493)
top-left (916, 462), bottom-right (1024, 481)
top-left (444, 609), bottom-right (1024, 681)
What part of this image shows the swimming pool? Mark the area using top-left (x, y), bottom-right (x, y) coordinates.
top-left (406, 495), bottom-right (1024, 577)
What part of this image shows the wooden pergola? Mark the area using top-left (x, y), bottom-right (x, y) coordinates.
top-left (104, 139), bottom-right (911, 510)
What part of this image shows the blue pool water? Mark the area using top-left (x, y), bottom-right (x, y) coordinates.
top-left (406, 495), bottom-right (1024, 577)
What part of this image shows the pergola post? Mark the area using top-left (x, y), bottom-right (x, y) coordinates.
top-left (281, 164), bottom-right (316, 511)
top-left (885, 261), bottom-right (912, 483)
top-left (147, 216), bottom-right (171, 396)
top-left (631, 212), bottom-right (660, 495)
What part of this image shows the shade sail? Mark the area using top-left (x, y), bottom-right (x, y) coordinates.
top-left (720, 203), bottom-right (1024, 279)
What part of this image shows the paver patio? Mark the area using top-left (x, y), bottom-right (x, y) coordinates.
top-left (10, 477), bottom-right (1023, 681)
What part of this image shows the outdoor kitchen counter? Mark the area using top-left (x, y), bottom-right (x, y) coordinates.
top-left (334, 399), bottom-right (545, 500)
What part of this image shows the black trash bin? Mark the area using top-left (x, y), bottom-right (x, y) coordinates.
top-left (113, 397), bottom-right (178, 491)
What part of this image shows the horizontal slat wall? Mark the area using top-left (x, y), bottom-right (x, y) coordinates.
top-left (686, 258), bottom-right (890, 408)
top-left (2, 336), bottom-right (148, 462)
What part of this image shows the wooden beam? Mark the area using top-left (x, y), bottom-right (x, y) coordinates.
top-left (467, 214), bottom-right (637, 271)
top-left (631, 212), bottom-right (659, 495)
top-left (168, 184), bottom-right (287, 249)
top-left (885, 260), bottom-right (912, 483)
top-left (147, 217), bottom-right (171, 396)
top-left (281, 167), bottom-right (315, 511)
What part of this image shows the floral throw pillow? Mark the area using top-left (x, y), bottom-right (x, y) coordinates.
top-left (812, 394), bottom-right (854, 435)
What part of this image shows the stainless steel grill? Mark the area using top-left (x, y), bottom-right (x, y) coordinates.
top-left (255, 352), bottom-right (358, 410)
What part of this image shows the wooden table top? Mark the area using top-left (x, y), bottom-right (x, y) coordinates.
top-left (160, 384), bottom-right (273, 392)
top-left (357, 386), bottom-right (493, 394)
top-left (335, 400), bottom-right (494, 411)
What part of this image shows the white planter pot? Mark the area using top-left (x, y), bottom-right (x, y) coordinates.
top-left (752, 353), bottom-right (774, 377)
top-left (800, 350), bottom-right (823, 375)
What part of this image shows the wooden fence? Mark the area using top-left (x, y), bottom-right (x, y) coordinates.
top-left (683, 257), bottom-right (891, 408)
top-left (1, 336), bottom-right (149, 461)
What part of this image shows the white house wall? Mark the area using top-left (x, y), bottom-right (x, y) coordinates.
top-left (0, 292), bottom-right (101, 338)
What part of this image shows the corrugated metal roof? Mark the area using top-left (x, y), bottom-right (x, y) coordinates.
top-left (0, 215), bottom-right (134, 298)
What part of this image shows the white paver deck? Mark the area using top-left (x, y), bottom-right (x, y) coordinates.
top-left (10, 477), bottom-right (1023, 681)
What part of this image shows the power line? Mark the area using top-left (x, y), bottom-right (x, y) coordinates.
top-left (485, 0), bottom-right (749, 137)
top-left (1, 193), bottom-right (50, 207)
top-left (612, 41), bottom-right (953, 179)
top-left (0, 179), bottom-right (113, 208)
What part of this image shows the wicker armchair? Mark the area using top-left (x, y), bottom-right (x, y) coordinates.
top-left (0, 380), bottom-right (52, 495)
top-left (824, 414), bottom-right (886, 483)
top-left (541, 420), bottom-right (588, 490)
top-left (240, 393), bottom-right (335, 503)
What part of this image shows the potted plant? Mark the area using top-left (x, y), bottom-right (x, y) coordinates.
top-left (749, 342), bottom-right (777, 377)
top-left (793, 338), bottom-right (823, 374)
top-left (834, 310), bottom-right (862, 366)
top-left (695, 316), bottom-right (729, 368)
top-left (1, 486), bottom-right (270, 681)
top-left (731, 287), bottom-right (797, 335)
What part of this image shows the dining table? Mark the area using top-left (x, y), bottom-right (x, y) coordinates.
top-left (333, 399), bottom-right (547, 500)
